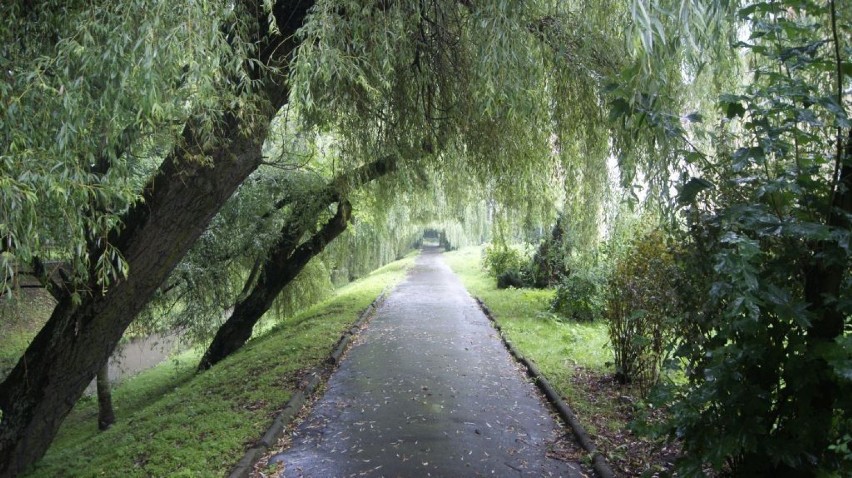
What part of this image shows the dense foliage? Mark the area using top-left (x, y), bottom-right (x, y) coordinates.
top-left (604, 231), bottom-right (680, 395)
top-left (0, 1), bottom-right (252, 297)
top-left (658, 2), bottom-right (852, 473)
top-left (482, 243), bottom-right (530, 289)
top-left (580, 0), bottom-right (852, 474)
top-left (550, 269), bottom-right (604, 322)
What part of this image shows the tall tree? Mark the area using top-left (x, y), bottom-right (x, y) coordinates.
top-left (194, 0), bottom-right (630, 369)
top-left (1, 0), bottom-right (638, 474)
top-left (0, 1), bottom-right (314, 474)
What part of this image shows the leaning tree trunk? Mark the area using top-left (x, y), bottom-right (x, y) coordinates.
top-left (197, 155), bottom-right (398, 370)
top-left (0, 116), bottom-right (264, 478)
top-left (198, 201), bottom-right (352, 370)
top-left (96, 363), bottom-right (115, 431)
top-left (0, 2), bottom-right (312, 475)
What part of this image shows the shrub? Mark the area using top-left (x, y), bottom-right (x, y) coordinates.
top-left (482, 243), bottom-right (526, 278)
top-left (651, 6), bottom-right (852, 473)
top-left (496, 270), bottom-right (526, 289)
top-left (483, 243), bottom-right (533, 289)
top-left (551, 269), bottom-right (605, 322)
top-left (604, 230), bottom-right (679, 396)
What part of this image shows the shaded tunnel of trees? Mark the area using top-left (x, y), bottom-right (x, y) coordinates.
top-left (0, 0), bottom-right (850, 476)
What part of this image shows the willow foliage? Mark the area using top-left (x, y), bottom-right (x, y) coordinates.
top-left (291, 0), bottom-right (631, 237)
top-left (0, 1), bottom-right (256, 296)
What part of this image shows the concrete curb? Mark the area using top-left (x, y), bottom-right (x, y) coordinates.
top-left (227, 293), bottom-right (388, 478)
top-left (474, 298), bottom-right (617, 478)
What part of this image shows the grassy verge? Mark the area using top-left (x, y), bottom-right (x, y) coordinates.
top-left (442, 247), bottom-right (612, 426)
top-left (443, 246), bottom-right (670, 476)
top-left (25, 254), bottom-right (415, 478)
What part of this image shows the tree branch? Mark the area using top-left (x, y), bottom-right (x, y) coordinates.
top-left (828, 0), bottom-right (847, 217)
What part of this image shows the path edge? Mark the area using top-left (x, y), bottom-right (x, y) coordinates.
top-left (227, 291), bottom-right (389, 478)
top-left (474, 297), bottom-right (617, 478)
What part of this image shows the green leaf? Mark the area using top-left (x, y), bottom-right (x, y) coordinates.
top-left (684, 151), bottom-right (704, 164)
top-left (684, 112), bottom-right (703, 123)
top-left (723, 101), bottom-right (746, 119)
top-left (609, 98), bottom-right (633, 122)
top-left (678, 177), bottom-right (714, 204)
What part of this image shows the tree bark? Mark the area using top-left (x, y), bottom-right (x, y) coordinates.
top-left (96, 363), bottom-right (115, 431)
top-left (799, 128), bottom-right (852, 465)
top-left (198, 200), bottom-right (352, 370)
top-left (197, 156), bottom-right (398, 371)
top-left (0, 2), bottom-right (312, 475)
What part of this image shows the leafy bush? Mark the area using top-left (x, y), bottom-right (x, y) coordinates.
top-left (604, 230), bottom-right (679, 396)
top-left (496, 270), bottom-right (526, 289)
top-left (667, 210), bottom-right (852, 475)
top-left (649, 4), bottom-right (852, 474)
top-left (482, 243), bottom-right (534, 289)
top-left (551, 268), bottom-right (605, 322)
top-left (483, 243), bottom-right (524, 276)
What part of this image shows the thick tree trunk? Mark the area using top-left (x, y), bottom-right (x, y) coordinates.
top-left (198, 201), bottom-right (353, 370)
top-left (0, 2), bottom-right (312, 475)
top-left (96, 363), bottom-right (115, 431)
top-left (0, 118), bottom-right (265, 478)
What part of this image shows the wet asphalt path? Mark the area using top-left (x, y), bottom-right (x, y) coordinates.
top-left (268, 246), bottom-right (585, 477)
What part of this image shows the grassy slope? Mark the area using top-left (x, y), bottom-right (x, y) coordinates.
top-left (25, 254), bottom-right (415, 478)
top-left (441, 247), bottom-right (618, 434)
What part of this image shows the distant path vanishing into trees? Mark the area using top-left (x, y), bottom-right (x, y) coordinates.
top-left (268, 245), bottom-right (586, 477)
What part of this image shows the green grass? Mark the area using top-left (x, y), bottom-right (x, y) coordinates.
top-left (442, 246), bottom-right (618, 435)
top-left (25, 254), bottom-right (415, 478)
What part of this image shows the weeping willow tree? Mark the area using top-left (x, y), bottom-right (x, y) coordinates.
top-left (0, 0), bottom-right (703, 474)
top-left (0, 0), bottom-right (308, 473)
top-left (170, 0), bottom-right (639, 370)
top-left (291, 0), bottom-right (627, 228)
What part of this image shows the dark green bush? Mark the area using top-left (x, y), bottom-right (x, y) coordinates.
top-left (483, 243), bottom-right (534, 289)
top-left (646, 5), bottom-right (852, 474)
top-left (496, 270), bottom-right (526, 289)
top-left (551, 269), bottom-right (604, 322)
top-left (604, 230), bottom-right (679, 396)
top-left (482, 243), bottom-right (527, 278)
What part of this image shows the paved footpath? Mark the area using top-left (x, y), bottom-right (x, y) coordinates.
top-left (268, 246), bottom-right (586, 477)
